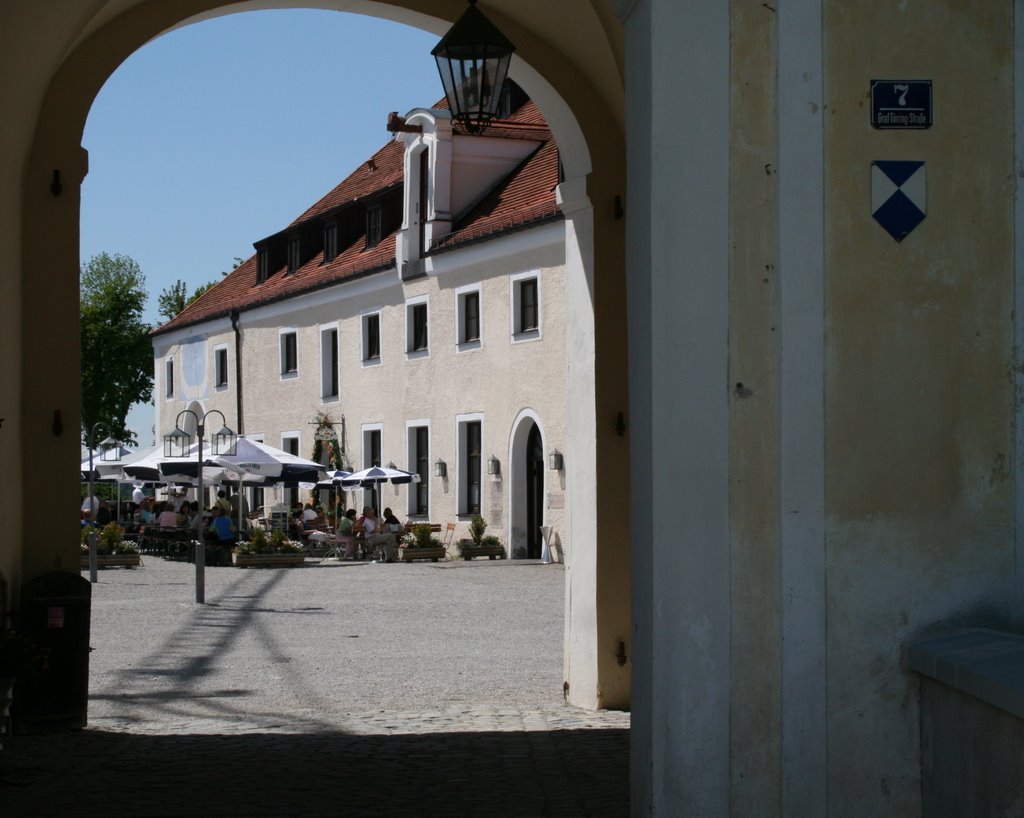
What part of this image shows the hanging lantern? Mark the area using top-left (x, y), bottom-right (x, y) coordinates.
top-left (432, 0), bottom-right (516, 134)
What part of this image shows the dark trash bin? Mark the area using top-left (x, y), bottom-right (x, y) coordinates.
top-left (13, 571), bottom-right (91, 732)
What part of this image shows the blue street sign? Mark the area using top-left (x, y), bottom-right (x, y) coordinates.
top-left (871, 80), bottom-right (932, 129)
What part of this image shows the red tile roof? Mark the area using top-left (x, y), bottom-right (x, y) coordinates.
top-left (155, 100), bottom-right (560, 336)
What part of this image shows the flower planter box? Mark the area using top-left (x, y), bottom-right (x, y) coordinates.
top-left (79, 553), bottom-right (141, 570)
top-left (231, 553), bottom-right (307, 568)
top-left (459, 544), bottom-right (506, 560)
top-left (398, 546), bottom-right (447, 562)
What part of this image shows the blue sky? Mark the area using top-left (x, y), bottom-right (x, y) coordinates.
top-left (80, 9), bottom-right (444, 446)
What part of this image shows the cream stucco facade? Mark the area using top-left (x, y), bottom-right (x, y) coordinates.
top-left (153, 218), bottom-right (569, 560)
top-left (6, 0), bottom-right (1024, 814)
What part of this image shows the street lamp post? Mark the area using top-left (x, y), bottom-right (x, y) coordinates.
top-left (164, 409), bottom-right (236, 604)
top-left (84, 427), bottom-right (118, 581)
top-left (85, 425), bottom-right (119, 583)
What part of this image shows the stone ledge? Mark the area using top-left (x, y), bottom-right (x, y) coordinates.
top-left (907, 628), bottom-right (1024, 719)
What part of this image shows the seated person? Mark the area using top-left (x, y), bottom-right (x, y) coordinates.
top-left (302, 503), bottom-right (318, 529)
top-left (156, 502), bottom-right (180, 527)
top-left (136, 498), bottom-right (155, 526)
top-left (381, 507), bottom-right (403, 533)
top-left (336, 508), bottom-right (358, 559)
top-left (208, 507), bottom-right (236, 544)
top-left (361, 506), bottom-right (398, 562)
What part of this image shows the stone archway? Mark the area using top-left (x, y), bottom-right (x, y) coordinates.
top-left (6, 0), bottom-right (630, 713)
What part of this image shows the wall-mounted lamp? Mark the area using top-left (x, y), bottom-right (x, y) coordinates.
top-left (431, 0), bottom-right (516, 134)
top-left (487, 454), bottom-right (500, 475)
top-left (549, 449), bottom-right (563, 471)
top-left (435, 458), bottom-right (447, 478)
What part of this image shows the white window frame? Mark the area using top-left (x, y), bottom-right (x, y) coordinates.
top-left (319, 322), bottom-right (340, 402)
top-left (406, 419), bottom-right (431, 518)
top-left (164, 356), bottom-right (175, 399)
top-left (245, 433), bottom-right (266, 515)
top-left (361, 422), bottom-right (384, 510)
top-left (361, 309), bottom-right (382, 367)
top-left (405, 294), bottom-right (430, 359)
top-left (456, 412), bottom-right (485, 517)
top-left (279, 328), bottom-right (299, 380)
top-left (455, 283), bottom-right (483, 352)
top-left (510, 270), bottom-right (542, 343)
top-left (214, 344), bottom-right (229, 391)
top-left (280, 431), bottom-right (301, 509)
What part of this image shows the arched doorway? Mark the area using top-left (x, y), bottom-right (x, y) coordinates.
top-left (525, 423), bottom-right (544, 558)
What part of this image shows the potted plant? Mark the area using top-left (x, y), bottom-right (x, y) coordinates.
top-left (398, 523), bottom-right (447, 562)
top-left (80, 522), bottom-right (141, 569)
top-left (233, 527), bottom-right (305, 568)
top-left (458, 515), bottom-right (506, 560)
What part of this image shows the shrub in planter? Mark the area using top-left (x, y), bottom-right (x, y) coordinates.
top-left (404, 523), bottom-right (442, 549)
top-left (99, 522), bottom-right (124, 555)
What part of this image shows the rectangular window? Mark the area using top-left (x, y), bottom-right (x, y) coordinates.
top-left (511, 273), bottom-right (541, 340)
top-left (287, 235), bottom-right (301, 274)
top-left (363, 426), bottom-right (382, 510)
top-left (215, 347), bottom-right (228, 388)
top-left (282, 435), bottom-right (299, 509)
top-left (165, 358), bottom-right (174, 398)
top-left (248, 434), bottom-right (265, 513)
top-left (365, 429), bottom-right (381, 469)
top-left (323, 221), bottom-right (338, 263)
top-left (256, 249), bottom-right (269, 283)
top-left (366, 204), bottom-right (382, 248)
top-left (411, 303), bottom-right (428, 352)
top-left (412, 426), bottom-right (429, 516)
top-left (280, 331), bottom-right (298, 375)
top-left (463, 291), bottom-right (480, 342)
top-left (520, 278), bottom-right (538, 332)
top-left (466, 420), bottom-right (481, 515)
top-left (321, 327), bottom-right (339, 399)
top-left (363, 313), bottom-right (381, 363)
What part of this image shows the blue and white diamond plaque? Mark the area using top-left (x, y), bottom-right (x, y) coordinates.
top-left (871, 160), bottom-right (926, 242)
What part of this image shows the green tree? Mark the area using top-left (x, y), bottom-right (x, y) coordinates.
top-left (156, 279), bottom-right (189, 321)
top-left (157, 279), bottom-right (215, 320)
top-left (80, 252), bottom-right (154, 445)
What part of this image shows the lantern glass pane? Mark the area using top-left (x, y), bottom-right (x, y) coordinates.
top-left (212, 425), bottom-right (237, 456)
top-left (99, 436), bottom-right (120, 461)
top-left (164, 428), bottom-right (191, 459)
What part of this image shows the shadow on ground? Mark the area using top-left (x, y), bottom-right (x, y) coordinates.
top-left (1, 727), bottom-right (628, 817)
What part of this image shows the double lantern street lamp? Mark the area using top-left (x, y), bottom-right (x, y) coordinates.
top-left (432, 0), bottom-right (516, 134)
top-left (85, 424), bottom-right (120, 584)
top-left (164, 409), bottom-right (236, 604)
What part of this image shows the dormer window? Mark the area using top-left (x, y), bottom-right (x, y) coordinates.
top-left (287, 235), bottom-right (301, 274)
top-left (323, 221), bottom-right (338, 263)
top-left (256, 249), bottom-right (269, 283)
top-left (366, 204), bottom-right (382, 249)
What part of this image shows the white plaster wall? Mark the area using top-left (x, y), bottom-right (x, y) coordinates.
top-left (155, 225), bottom-right (568, 551)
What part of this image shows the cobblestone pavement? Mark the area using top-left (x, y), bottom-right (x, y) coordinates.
top-left (1, 557), bottom-right (629, 816)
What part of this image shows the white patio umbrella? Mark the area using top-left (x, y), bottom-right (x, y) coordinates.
top-left (81, 444), bottom-right (157, 521)
top-left (340, 465), bottom-right (421, 517)
top-left (211, 437), bottom-right (327, 485)
top-left (212, 437), bottom-right (329, 531)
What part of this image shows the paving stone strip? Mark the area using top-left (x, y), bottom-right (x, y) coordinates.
top-left (2, 557), bottom-right (629, 816)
